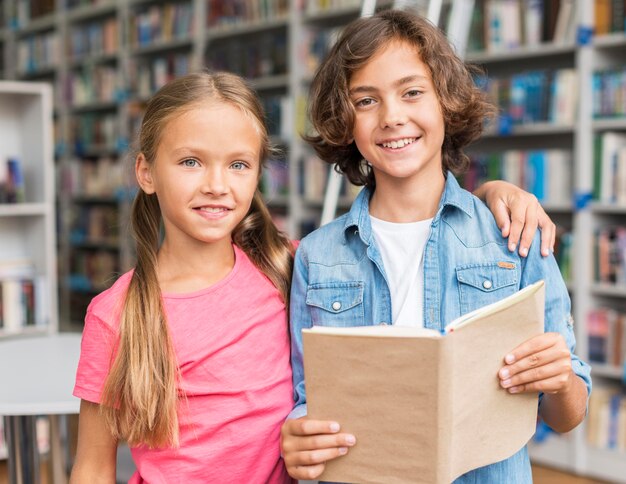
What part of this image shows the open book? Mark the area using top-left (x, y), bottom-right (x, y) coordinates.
top-left (302, 280), bottom-right (545, 484)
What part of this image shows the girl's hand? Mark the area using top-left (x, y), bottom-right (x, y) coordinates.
top-left (498, 332), bottom-right (573, 395)
top-left (474, 180), bottom-right (556, 258)
top-left (280, 417), bottom-right (356, 480)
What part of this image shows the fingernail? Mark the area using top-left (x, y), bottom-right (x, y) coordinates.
top-left (330, 422), bottom-right (340, 432)
top-left (500, 368), bottom-right (509, 379)
top-left (519, 247), bottom-right (528, 257)
top-left (509, 243), bottom-right (516, 252)
top-left (541, 248), bottom-right (548, 256)
top-left (509, 386), bottom-right (520, 394)
top-left (501, 379), bottom-right (511, 388)
top-left (338, 447), bottom-right (348, 455)
top-left (346, 435), bottom-right (356, 445)
top-left (505, 354), bottom-right (515, 364)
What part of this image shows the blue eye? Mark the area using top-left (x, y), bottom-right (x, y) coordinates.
top-left (182, 158), bottom-right (199, 167)
top-left (231, 161), bottom-right (247, 170)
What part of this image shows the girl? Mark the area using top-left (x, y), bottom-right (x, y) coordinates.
top-left (70, 71), bottom-right (554, 481)
top-left (281, 10), bottom-right (591, 483)
top-left (70, 72), bottom-right (295, 483)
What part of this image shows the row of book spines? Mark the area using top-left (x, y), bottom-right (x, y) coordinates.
top-left (131, 3), bottom-right (194, 48)
top-left (594, 226), bottom-right (626, 285)
top-left (593, 132), bottom-right (626, 204)
top-left (587, 388), bottom-right (626, 452)
top-left (461, 149), bottom-right (572, 206)
top-left (0, 158), bottom-right (26, 204)
top-left (587, 307), bottom-right (626, 367)
top-left (59, 157), bottom-right (125, 199)
top-left (0, 276), bottom-right (48, 332)
top-left (68, 17), bottom-right (118, 60)
top-left (469, 0), bottom-right (578, 53)
top-left (298, 155), bottom-right (360, 201)
top-left (303, 0), bottom-right (361, 15)
top-left (16, 31), bottom-right (60, 73)
top-left (594, 0), bottom-right (626, 36)
top-left (480, 68), bottom-right (577, 127)
top-left (71, 205), bottom-right (120, 244)
top-left (66, 65), bottom-right (119, 106)
top-left (11, 0), bottom-right (55, 27)
top-left (593, 69), bottom-right (626, 119)
top-left (72, 113), bottom-right (119, 151)
top-left (206, 31), bottom-right (287, 79)
top-left (207, 0), bottom-right (289, 26)
top-left (131, 53), bottom-right (192, 100)
top-left (68, 251), bottom-right (119, 293)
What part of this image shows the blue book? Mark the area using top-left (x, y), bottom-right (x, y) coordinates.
top-left (6, 158), bottom-right (25, 203)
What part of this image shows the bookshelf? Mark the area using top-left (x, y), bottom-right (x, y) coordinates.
top-left (0, 0), bottom-right (625, 480)
top-left (463, 1), bottom-right (626, 482)
top-left (0, 81), bottom-right (57, 338)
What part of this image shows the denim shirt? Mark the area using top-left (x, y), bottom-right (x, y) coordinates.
top-left (289, 173), bottom-right (592, 483)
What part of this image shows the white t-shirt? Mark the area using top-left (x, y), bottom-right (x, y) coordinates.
top-left (370, 215), bottom-right (433, 328)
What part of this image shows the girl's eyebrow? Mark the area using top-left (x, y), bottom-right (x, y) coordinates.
top-left (349, 75), bottom-right (429, 95)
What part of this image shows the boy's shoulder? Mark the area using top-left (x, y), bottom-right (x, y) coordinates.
top-left (442, 187), bottom-right (506, 244)
top-left (299, 212), bottom-right (352, 248)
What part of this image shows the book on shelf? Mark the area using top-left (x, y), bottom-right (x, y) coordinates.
top-left (593, 226), bottom-right (626, 285)
top-left (587, 307), bottom-right (626, 368)
top-left (0, 157), bottom-right (26, 204)
top-left (593, 132), bottom-right (626, 204)
top-left (464, 149), bottom-right (572, 206)
top-left (587, 387), bottom-right (626, 452)
top-left (303, 280), bottom-right (545, 484)
top-left (0, 259), bottom-right (48, 332)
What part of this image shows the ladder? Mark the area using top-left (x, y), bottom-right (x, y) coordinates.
top-left (319, 0), bottom-right (474, 227)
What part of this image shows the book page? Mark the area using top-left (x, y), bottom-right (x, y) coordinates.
top-left (308, 324), bottom-right (442, 338)
top-left (447, 281), bottom-right (544, 481)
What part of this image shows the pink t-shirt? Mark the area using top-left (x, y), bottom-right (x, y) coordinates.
top-left (74, 245), bottom-right (295, 484)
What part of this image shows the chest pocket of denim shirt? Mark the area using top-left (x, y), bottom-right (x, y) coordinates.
top-left (456, 263), bottom-right (518, 315)
top-left (306, 282), bottom-right (364, 327)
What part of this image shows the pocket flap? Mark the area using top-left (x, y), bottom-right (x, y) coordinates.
top-left (306, 282), bottom-right (364, 313)
top-left (456, 263), bottom-right (518, 292)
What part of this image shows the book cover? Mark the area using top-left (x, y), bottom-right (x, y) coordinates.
top-left (303, 280), bottom-right (545, 484)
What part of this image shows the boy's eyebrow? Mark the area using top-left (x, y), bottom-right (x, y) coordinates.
top-left (349, 75), bottom-right (429, 95)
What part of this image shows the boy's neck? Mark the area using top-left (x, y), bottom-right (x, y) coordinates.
top-left (369, 174), bottom-right (445, 223)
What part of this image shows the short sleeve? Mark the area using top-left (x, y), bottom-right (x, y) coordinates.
top-left (73, 309), bottom-right (118, 404)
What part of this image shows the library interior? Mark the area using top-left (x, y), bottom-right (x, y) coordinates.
top-left (0, 0), bottom-right (625, 482)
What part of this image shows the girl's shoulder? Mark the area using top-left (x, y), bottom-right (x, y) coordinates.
top-left (86, 269), bottom-right (135, 329)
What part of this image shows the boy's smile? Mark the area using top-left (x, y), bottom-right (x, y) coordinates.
top-left (349, 39), bottom-right (445, 195)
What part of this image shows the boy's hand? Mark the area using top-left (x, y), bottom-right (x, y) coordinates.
top-left (280, 417), bottom-right (356, 480)
top-left (475, 180), bottom-right (556, 258)
top-left (498, 332), bottom-right (574, 395)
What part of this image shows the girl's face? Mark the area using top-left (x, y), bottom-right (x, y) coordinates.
top-left (136, 102), bottom-right (261, 251)
top-left (348, 40), bottom-right (445, 190)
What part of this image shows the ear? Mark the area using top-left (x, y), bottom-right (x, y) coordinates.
top-left (135, 153), bottom-right (155, 194)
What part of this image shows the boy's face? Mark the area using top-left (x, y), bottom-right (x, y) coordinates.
top-left (348, 40), bottom-right (445, 190)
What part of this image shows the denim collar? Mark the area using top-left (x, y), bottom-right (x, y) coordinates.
top-left (342, 171), bottom-right (474, 244)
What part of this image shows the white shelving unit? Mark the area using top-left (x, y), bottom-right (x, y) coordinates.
top-left (0, 81), bottom-right (58, 338)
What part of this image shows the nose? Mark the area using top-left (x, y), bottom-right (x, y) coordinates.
top-left (201, 166), bottom-right (229, 196)
top-left (380, 98), bottom-right (408, 129)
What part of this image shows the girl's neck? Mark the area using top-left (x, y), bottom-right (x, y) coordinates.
top-left (156, 238), bottom-right (235, 294)
top-left (369, 172), bottom-right (445, 223)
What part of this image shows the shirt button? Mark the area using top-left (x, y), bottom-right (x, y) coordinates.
top-left (332, 301), bottom-right (342, 311)
top-left (482, 280), bottom-right (493, 289)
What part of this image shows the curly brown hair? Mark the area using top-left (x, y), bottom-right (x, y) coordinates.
top-left (305, 9), bottom-right (495, 188)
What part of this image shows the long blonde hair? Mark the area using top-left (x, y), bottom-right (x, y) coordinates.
top-left (100, 72), bottom-right (294, 448)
